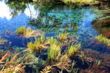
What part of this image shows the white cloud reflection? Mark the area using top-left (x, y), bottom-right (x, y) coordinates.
top-left (0, 1), bottom-right (12, 20)
top-left (0, 1), bottom-right (39, 20)
top-left (24, 4), bottom-right (40, 19)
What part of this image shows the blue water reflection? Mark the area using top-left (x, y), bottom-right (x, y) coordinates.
top-left (0, 1), bottom-right (109, 53)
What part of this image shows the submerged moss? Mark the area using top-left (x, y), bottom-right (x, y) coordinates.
top-left (58, 32), bottom-right (68, 42)
top-left (48, 44), bottom-right (61, 61)
top-left (27, 41), bottom-right (41, 53)
top-left (16, 26), bottom-right (26, 36)
top-left (16, 26), bottom-right (43, 38)
top-left (68, 45), bottom-right (77, 56)
top-left (95, 35), bottom-right (110, 47)
top-left (26, 27), bottom-right (31, 34)
top-left (41, 33), bottom-right (45, 43)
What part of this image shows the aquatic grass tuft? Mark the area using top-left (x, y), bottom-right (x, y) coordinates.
top-left (0, 52), bottom-right (25, 73)
top-left (95, 34), bottom-right (110, 46)
top-left (48, 44), bottom-right (61, 61)
top-left (26, 27), bottom-right (31, 34)
top-left (56, 54), bottom-right (72, 72)
top-left (34, 38), bottom-right (41, 53)
top-left (68, 45), bottom-right (77, 56)
top-left (96, 60), bottom-right (101, 66)
top-left (58, 32), bottom-right (68, 42)
top-left (16, 26), bottom-right (26, 36)
top-left (27, 41), bottom-right (41, 53)
top-left (27, 42), bottom-right (36, 53)
top-left (79, 51), bottom-right (85, 60)
top-left (50, 36), bottom-right (54, 45)
top-left (41, 33), bottom-right (45, 43)
top-left (96, 60), bottom-right (102, 68)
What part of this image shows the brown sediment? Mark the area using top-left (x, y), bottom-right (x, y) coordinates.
top-left (92, 18), bottom-right (110, 28)
top-left (102, 33), bottom-right (110, 38)
top-left (83, 49), bottom-right (110, 73)
top-left (92, 17), bottom-right (110, 38)
top-left (103, 13), bottom-right (110, 17)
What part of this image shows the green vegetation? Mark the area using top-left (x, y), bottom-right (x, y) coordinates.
top-left (68, 45), bottom-right (78, 56)
top-left (0, 36), bottom-right (7, 45)
top-left (79, 51), bottom-right (85, 60)
top-left (1, 0), bottom-right (110, 72)
top-left (62, 0), bottom-right (96, 4)
top-left (1, 32), bottom-right (109, 72)
top-left (95, 35), bottom-right (110, 46)
top-left (48, 44), bottom-right (61, 61)
top-left (26, 27), bottom-right (31, 34)
top-left (41, 33), bottom-right (45, 43)
top-left (16, 26), bottom-right (43, 38)
top-left (50, 37), bottom-right (54, 45)
top-left (68, 44), bottom-right (81, 56)
top-left (27, 42), bottom-right (36, 53)
top-left (58, 32), bottom-right (68, 42)
top-left (0, 51), bottom-right (25, 73)
top-left (16, 26), bottom-right (26, 36)
top-left (96, 60), bottom-right (101, 66)
top-left (27, 41), bottom-right (41, 53)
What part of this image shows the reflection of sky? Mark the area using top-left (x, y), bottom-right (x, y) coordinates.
top-left (0, 14), bottom-right (29, 32)
top-left (0, 2), bottom-right (40, 20)
top-left (0, 2), bottom-right (12, 20)
top-left (76, 9), bottom-right (98, 41)
top-left (0, 1), bottom-right (39, 33)
top-left (24, 4), bottom-right (40, 19)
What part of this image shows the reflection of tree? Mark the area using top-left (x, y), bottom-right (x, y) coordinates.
top-left (5, 0), bottom-right (32, 17)
top-left (4, 0), bottom-right (81, 34)
top-left (28, 4), bottom-right (84, 34)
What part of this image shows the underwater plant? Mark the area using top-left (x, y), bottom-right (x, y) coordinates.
top-left (41, 54), bottom-right (72, 73)
top-left (0, 36), bottom-right (7, 45)
top-left (41, 33), bottom-right (45, 43)
top-left (45, 36), bottom-right (55, 46)
top-left (0, 51), bottom-right (25, 73)
top-left (96, 60), bottom-right (102, 68)
top-left (27, 41), bottom-right (41, 53)
top-left (58, 32), bottom-right (68, 42)
top-left (50, 36), bottom-right (54, 45)
top-left (16, 26), bottom-right (44, 38)
top-left (26, 27), bottom-right (31, 34)
top-left (40, 66), bottom-right (53, 73)
top-left (27, 42), bottom-right (36, 53)
top-left (68, 43), bottom-right (81, 57)
top-left (79, 51), bottom-right (85, 61)
top-left (0, 51), bottom-right (9, 62)
top-left (16, 26), bottom-right (26, 36)
top-left (48, 44), bottom-right (61, 63)
top-left (95, 34), bottom-right (110, 47)
top-left (34, 38), bottom-right (41, 53)
top-left (68, 45), bottom-right (77, 56)
top-left (0, 50), bottom-right (4, 57)
top-left (56, 54), bottom-right (72, 72)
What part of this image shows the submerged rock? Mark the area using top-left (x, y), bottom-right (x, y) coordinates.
top-left (92, 17), bottom-right (110, 28)
top-left (102, 33), bottom-right (110, 38)
top-left (92, 17), bottom-right (110, 38)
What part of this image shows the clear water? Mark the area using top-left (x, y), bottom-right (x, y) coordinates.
top-left (0, 1), bottom-right (110, 73)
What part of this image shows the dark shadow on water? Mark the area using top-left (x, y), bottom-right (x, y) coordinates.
top-left (70, 56), bottom-right (89, 70)
top-left (0, 33), bottom-right (35, 50)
